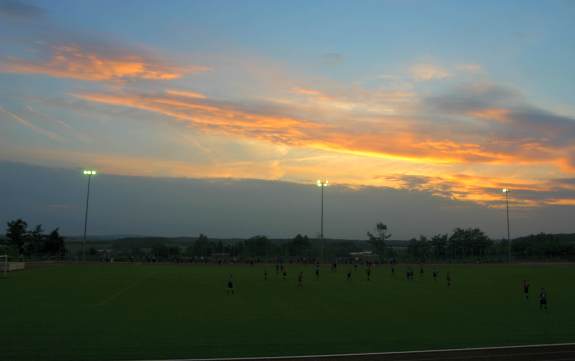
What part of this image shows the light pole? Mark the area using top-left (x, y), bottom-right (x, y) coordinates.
top-left (502, 188), bottom-right (511, 263)
top-left (316, 179), bottom-right (329, 263)
top-left (83, 170), bottom-right (97, 262)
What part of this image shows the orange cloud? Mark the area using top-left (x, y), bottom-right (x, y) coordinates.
top-left (6, 142), bottom-right (573, 209)
top-left (286, 86), bottom-right (413, 115)
top-left (468, 108), bottom-right (511, 122)
top-left (291, 87), bottom-right (325, 97)
top-left (72, 89), bottom-right (563, 169)
top-left (64, 82), bottom-right (574, 208)
top-left (165, 89), bottom-right (208, 99)
top-left (0, 45), bottom-right (208, 81)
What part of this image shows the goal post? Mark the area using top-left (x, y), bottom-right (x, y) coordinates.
top-left (0, 255), bottom-right (7, 279)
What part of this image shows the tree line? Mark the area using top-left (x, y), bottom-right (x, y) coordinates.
top-left (2, 218), bottom-right (574, 262)
top-left (2, 219), bottom-right (66, 258)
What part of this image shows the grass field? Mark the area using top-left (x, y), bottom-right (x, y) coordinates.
top-left (1, 263), bottom-right (574, 361)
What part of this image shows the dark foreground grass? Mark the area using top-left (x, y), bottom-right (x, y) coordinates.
top-left (1, 263), bottom-right (574, 361)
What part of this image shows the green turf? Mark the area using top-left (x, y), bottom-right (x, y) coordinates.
top-left (1, 263), bottom-right (574, 361)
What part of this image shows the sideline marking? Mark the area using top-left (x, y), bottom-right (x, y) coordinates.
top-left (129, 342), bottom-right (575, 361)
top-left (98, 272), bottom-right (157, 305)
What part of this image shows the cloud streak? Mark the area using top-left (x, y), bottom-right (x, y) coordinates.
top-left (0, 105), bottom-right (62, 141)
top-left (0, 44), bottom-right (208, 81)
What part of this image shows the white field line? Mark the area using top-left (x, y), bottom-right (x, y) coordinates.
top-left (98, 272), bottom-right (157, 306)
top-left (128, 342), bottom-right (575, 361)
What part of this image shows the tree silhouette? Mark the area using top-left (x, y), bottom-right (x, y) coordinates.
top-left (367, 222), bottom-right (391, 260)
top-left (448, 227), bottom-right (491, 259)
top-left (25, 224), bottom-right (44, 256)
top-left (430, 234), bottom-right (448, 260)
top-left (244, 235), bottom-right (271, 258)
top-left (288, 234), bottom-right (311, 257)
top-left (44, 229), bottom-right (66, 258)
top-left (6, 219), bottom-right (28, 256)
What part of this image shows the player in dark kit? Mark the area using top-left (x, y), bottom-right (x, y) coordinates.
top-left (227, 275), bottom-right (235, 295)
top-left (297, 272), bottom-right (303, 287)
top-left (366, 267), bottom-right (372, 281)
top-left (539, 288), bottom-right (548, 310)
top-left (406, 268), bottom-right (413, 281)
top-left (264, 270), bottom-right (268, 281)
top-left (432, 270), bottom-right (438, 281)
top-left (347, 270), bottom-right (352, 281)
top-left (446, 272), bottom-right (451, 287)
top-left (282, 270), bottom-right (287, 280)
top-left (315, 265), bottom-right (320, 280)
top-left (523, 280), bottom-right (530, 300)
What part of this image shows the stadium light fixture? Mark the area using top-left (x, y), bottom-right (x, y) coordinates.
top-left (502, 188), bottom-right (511, 263)
top-left (316, 179), bottom-right (329, 262)
top-left (82, 170), bottom-right (97, 262)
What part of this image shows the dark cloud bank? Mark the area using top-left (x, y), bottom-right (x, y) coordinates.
top-left (1, 161), bottom-right (573, 240)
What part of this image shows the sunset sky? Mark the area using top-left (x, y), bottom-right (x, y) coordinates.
top-left (1, 0), bottom-right (574, 239)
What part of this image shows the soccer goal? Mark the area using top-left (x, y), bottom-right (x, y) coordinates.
top-left (0, 255), bottom-right (7, 279)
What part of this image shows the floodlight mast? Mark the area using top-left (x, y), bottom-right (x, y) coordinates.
top-left (316, 179), bottom-right (329, 262)
top-left (82, 170), bottom-right (96, 262)
top-left (502, 188), bottom-right (511, 263)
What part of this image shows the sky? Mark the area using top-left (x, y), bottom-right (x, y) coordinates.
top-left (0, 0), bottom-right (574, 239)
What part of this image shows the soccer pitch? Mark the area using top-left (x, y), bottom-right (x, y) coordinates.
top-left (2, 263), bottom-right (574, 361)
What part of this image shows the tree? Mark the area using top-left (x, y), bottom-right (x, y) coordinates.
top-left (191, 233), bottom-right (212, 257)
top-left (430, 234), bottom-right (448, 260)
top-left (288, 234), bottom-right (311, 257)
top-left (243, 235), bottom-right (271, 258)
top-left (6, 219), bottom-right (28, 256)
top-left (367, 222), bottom-right (391, 260)
top-left (25, 224), bottom-right (44, 257)
top-left (448, 227), bottom-right (491, 260)
top-left (44, 228), bottom-right (66, 258)
top-left (407, 236), bottom-right (432, 261)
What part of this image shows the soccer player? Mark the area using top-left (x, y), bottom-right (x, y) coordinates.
top-left (315, 265), bottom-right (320, 280)
top-left (298, 272), bottom-right (304, 287)
top-left (420, 266), bottom-right (424, 277)
top-left (366, 267), bottom-right (372, 281)
top-left (347, 270), bottom-right (352, 281)
top-left (227, 275), bottom-right (235, 295)
top-left (523, 280), bottom-right (530, 300)
top-left (446, 272), bottom-right (452, 287)
top-left (432, 270), bottom-right (438, 281)
top-left (539, 288), bottom-right (548, 310)
top-left (282, 269), bottom-right (287, 280)
top-left (264, 269), bottom-right (268, 281)
top-left (391, 265), bottom-right (395, 275)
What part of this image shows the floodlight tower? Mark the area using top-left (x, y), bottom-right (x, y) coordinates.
top-left (82, 170), bottom-right (97, 262)
top-left (316, 179), bottom-right (329, 262)
top-left (502, 188), bottom-right (511, 263)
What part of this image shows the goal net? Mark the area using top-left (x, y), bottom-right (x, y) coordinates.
top-left (0, 255), bottom-right (7, 279)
